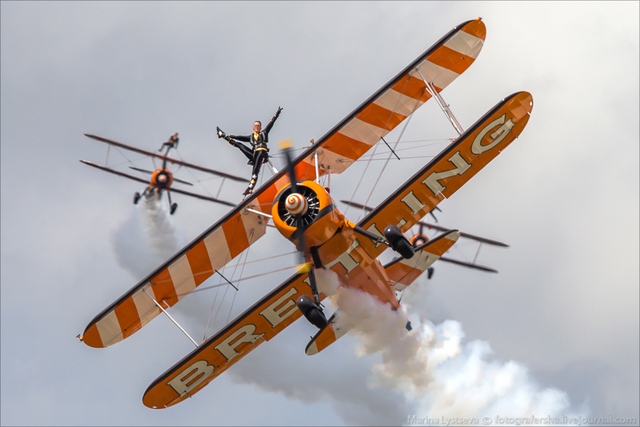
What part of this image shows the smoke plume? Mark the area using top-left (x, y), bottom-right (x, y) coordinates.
top-left (111, 193), bottom-right (183, 279)
top-left (332, 286), bottom-right (586, 422)
top-left (109, 198), bottom-right (586, 424)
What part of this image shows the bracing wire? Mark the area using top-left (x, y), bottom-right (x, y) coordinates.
top-left (361, 112), bottom-right (416, 214)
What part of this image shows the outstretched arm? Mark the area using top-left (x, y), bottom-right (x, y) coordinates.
top-left (263, 106), bottom-right (282, 135)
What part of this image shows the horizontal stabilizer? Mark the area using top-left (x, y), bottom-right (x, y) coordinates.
top-left (384, 230), bottom-right (460, 291)
top-left (305, 312), bottom-right (349, 356)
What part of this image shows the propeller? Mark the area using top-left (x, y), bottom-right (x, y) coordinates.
top-left (129, 166), bottom-right (194, 186)
top-left (279, 140), bottom-right (322, 306)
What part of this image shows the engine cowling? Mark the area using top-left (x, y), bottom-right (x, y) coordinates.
top-left (271, 180), bottom-right (346, 250)
top-left (151, 168), bottom-right (173, 189)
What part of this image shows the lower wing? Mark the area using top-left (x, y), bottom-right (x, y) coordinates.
top-left (142, 271), bottom-right (319, 408)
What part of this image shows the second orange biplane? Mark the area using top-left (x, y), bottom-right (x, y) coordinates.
top-left (79, 18), bottom-right (533, 408)
top-left (80, 133), bottom-right (245, 214)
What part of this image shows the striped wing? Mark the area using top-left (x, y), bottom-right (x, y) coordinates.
top-left (81, 207), bottom-right (269, 348)
top-left (251, 18), bottom-right (486, 214)
top-left (294, 18), bottom-right (485, 177)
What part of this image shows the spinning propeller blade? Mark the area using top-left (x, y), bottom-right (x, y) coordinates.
top-left (279, 140), bottom-right (322, 306)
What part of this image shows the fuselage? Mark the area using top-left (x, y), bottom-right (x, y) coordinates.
top-left (271, 180), bottom-right (400, 310)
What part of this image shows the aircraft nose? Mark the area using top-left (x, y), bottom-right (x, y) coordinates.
top-left (285, 193), bottom-right (308, 216)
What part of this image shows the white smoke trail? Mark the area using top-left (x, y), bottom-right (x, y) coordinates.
top-left (332, 286), bottom-right (587, 422)
top-left (111, 193), bottom-right (183, 279)
top-left (109, 199), bottom-right (586, 423)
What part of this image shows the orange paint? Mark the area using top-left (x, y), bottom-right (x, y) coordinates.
top-left (150, 269), bottom-right (178, 307)
top-left (115, 297), bottom-right (142, 340)
top-left (322, 133), bottom-right (372, 162)
top-left (461, 18), bottom-right (487, 40)
top-left (390, 75), bottom-right (431, 103)
top-left (357, 102), bottom-right (407, 131)
top-left (428, 45), bottom-right (476, 75)
top-left (186, 241), bottom-right (214, 287)
top-left (221, 213), bottom-right (249, 259)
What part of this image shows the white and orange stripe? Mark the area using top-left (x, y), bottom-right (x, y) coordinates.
top-left (299, 18), bottom-right (486, 175)
top-left (81, 208), bottom-right (269, 348)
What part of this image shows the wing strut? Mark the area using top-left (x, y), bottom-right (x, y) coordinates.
top-left (415, 69), bottom-right (465, 136)
top-left (143, 289), bottom-right (198, 348)
top-left (381, 136), bottom-right (401, 160)
top-left (266, 160), bottom-right (279, 175)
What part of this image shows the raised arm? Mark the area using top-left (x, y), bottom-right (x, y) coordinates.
top-left (262, 106), bottom-right (282, 135)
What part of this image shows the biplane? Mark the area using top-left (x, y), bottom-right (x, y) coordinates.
top-left (79, 18), bottom-right (534, 408)
top-left (80, 133), bottom-right (246, 214)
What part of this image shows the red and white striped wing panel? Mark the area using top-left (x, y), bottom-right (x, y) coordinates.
top-left (297, 18), bottom-right (486, 176)
top-left (81, 208), bottom-right (269, 348)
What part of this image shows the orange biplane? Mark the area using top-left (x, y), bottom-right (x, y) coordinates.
top-left (79, 18), bottom-right (533, 408)
top-left (80, 133), bottom-right (245, 214)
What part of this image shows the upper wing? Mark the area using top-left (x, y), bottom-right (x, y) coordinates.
top-left (294, 18), bottom-right (486, 177)
top-left (142, 271), bottom-right (319, 408)
top-left (84, 133), bottom-right (248, 183)
top-left (250, 18), bottom-right (486, 215)
top-left (356, 91), bottom-right (534, 260)
top-left (80, 204), bottom-right (269, 348)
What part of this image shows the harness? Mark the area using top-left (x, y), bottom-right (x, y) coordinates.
top-left (251, 131), bottom-right (269, 153)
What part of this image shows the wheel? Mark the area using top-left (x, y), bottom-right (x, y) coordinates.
top-left (170, 203), bottom-right (178, 215)
top-left (296, 295), bottom-right (328, 329)
top-left (133, 192), bottom-right (141, 204)
top-left (384, 224), bottom-right (415, 259)
top-left (394, 237), bottom-right (415, 259)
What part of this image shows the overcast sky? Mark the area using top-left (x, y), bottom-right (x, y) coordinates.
top-left (1, 2), bottom-right (638, 426)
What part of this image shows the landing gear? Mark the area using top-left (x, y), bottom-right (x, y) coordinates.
top-left (296, 295), bottom-right (328, 329)
top-left (167, 191), bottom-right (177, 215)
top-left (384, 224), bottom-right (415, 259)
top-left (133, 192), bottom-right (141, 204)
